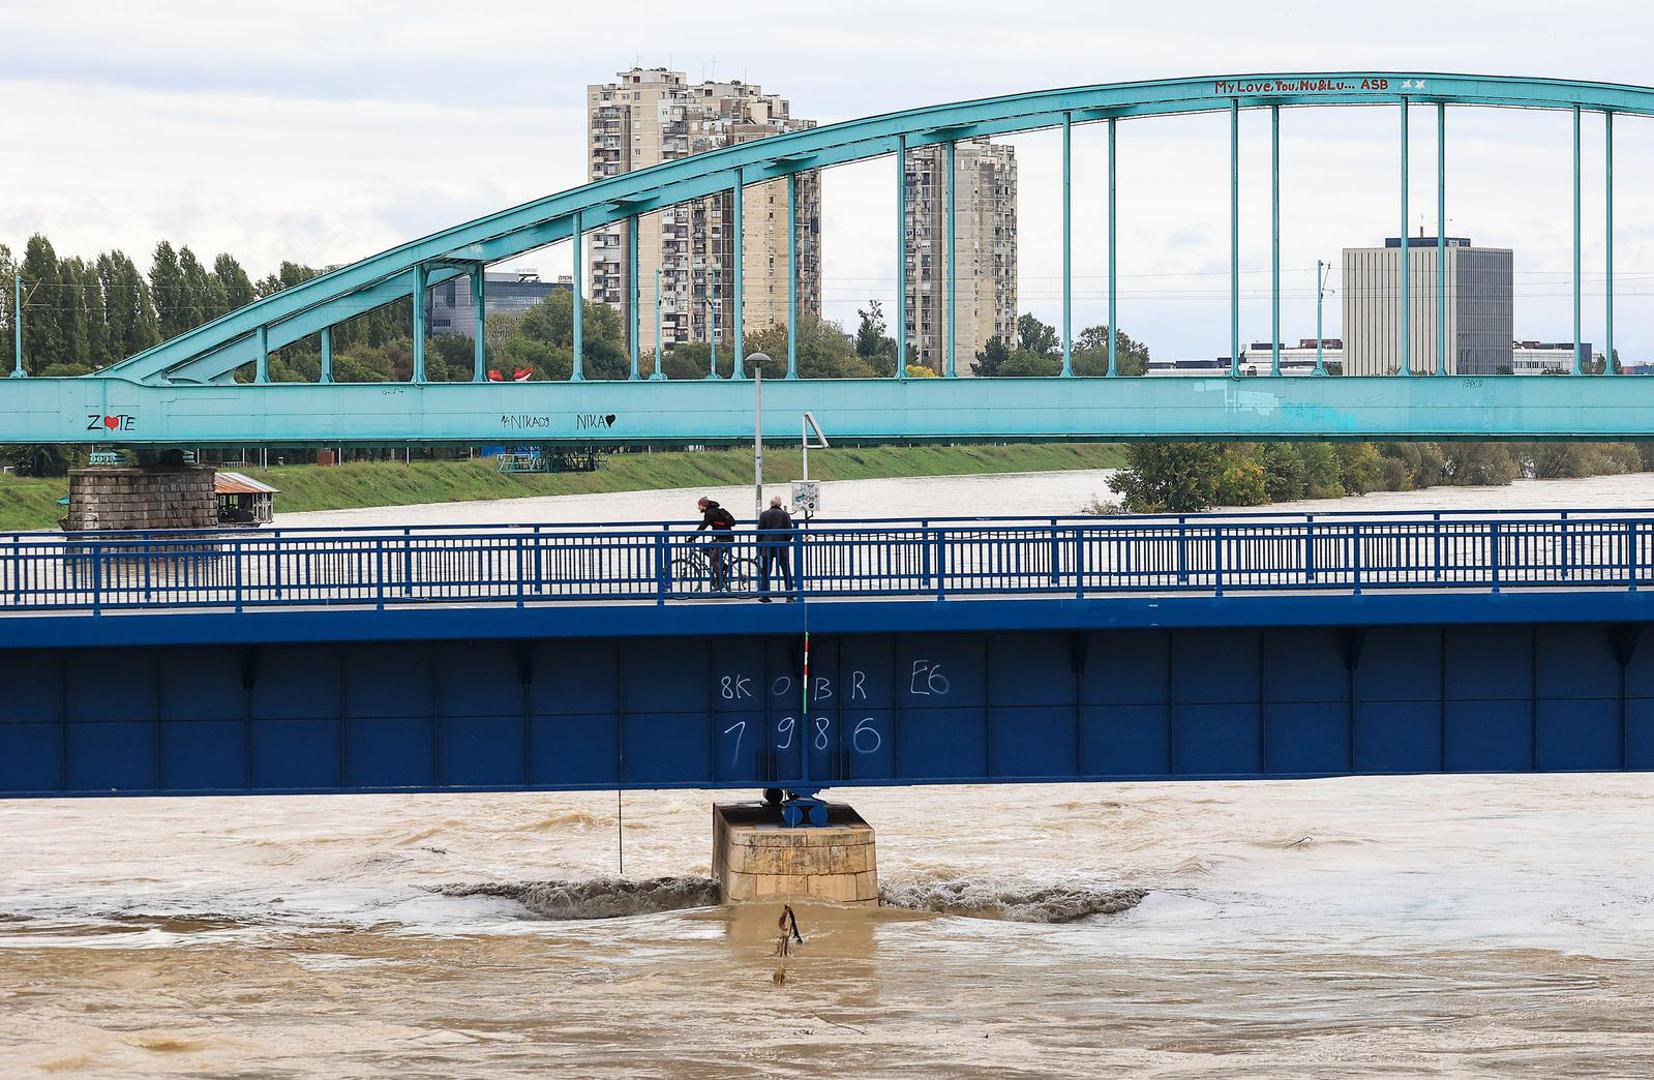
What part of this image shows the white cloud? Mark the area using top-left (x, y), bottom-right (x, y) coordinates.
top-left (5, 0), bottom-right (1654, 358)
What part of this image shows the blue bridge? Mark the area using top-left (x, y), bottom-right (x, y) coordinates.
top-left (4, 72), bottom-right (1654, 445)
top-left (4, 510), bottom-right (1654, 799)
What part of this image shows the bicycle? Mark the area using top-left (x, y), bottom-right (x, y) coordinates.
top-left (671, 536), bottom-right (757, 594)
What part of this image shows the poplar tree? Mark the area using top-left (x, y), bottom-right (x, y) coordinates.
top-left (149, 240), bottom-right (188, 338)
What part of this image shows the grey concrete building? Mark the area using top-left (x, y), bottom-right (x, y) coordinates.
top-left (904, 139), bottom-right (1018, 374)
top-left (1341, 236), bottom-right (1513, 375)
top-left (587, 67), bottom-right (822, 357)
top-left (426, 271), bottom-right (570, 339)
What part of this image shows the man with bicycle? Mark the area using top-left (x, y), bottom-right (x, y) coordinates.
top-left (695, 497), bottom-right (737, 592)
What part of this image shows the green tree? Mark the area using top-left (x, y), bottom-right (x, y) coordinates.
top-left (1107, 442), bottom-right (1228, 512)
top-left (149, 241), bottom-right (188, 338)
top-left (1072, 324), bottom-right (1150, 376)
top-left (20, 235), bottom-right (66, 372)
top-left (855, 300), bottom-right (896, 365)
top-left (972, 335), bottom-right (1011, 376)
top-left (1257, 443), bottom-right (1307, 502)
top-left (213, 253), bottom-right (256, 312)
top-left (178, 246), bottom-right (227, 325)
top-left (1016, 313), bottom-right (1060, 359)
top-left (100, 251), bottom-right (159, 358)
top-left (0, 244), bottom-right (13, 371)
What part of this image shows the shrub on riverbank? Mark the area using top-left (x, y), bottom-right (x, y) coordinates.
top-left (1106, 441), bottom-right (1654, 513)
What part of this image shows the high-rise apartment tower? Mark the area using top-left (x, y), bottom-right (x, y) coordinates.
top-left (587, 67), bottom-right (822, 358)
top-left (904, 140), bottom-right (1018, 374)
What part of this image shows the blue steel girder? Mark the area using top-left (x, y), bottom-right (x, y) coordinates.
top-left (81, 72), bottom-right (1654, 388)
top-left (13, 373), bottom-right (1654, 445)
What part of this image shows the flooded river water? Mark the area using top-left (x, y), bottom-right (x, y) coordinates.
top-left (7, 469), bottom-right (1654, 1076)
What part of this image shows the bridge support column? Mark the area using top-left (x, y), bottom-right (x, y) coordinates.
top-left (713, 801), bottom-right (878, 907)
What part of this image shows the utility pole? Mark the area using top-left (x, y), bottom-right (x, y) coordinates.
top-left (750, 354), bottom-right (770, 518)
top-left (11, 272), bottom-right (25, 378)
top-left (1315, 260), bottom-right (1332, 376)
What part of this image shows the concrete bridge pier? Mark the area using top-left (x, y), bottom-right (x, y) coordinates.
top-left (713, 800), bottom-right (878, 907)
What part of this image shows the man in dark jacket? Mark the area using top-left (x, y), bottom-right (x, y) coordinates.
top-left (696, 497), bottom-right (737, 591)
top-left (756, 495), bottom-right (795, 602)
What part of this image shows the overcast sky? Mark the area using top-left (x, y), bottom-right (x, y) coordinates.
top-left (5, 0), bottom-right (1654, 359)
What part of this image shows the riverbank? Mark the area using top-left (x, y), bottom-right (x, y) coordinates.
top-left (0, 443), bottom-right (1125, 530)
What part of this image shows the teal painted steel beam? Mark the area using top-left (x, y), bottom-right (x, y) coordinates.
top-left (570, 211), bottom-right (584, 382)
top-left (159, 266), bottom-right (469, 384)
top-left (1573, 105), bottom-right (1583, 375)
top-left (1108, 117), bottom-right (1117, 378)
top-left (1270, 103), bottom-right (1280, 377)
top-left (1229, 99), bottom-right (1239, 377)
top-left (471, 269), bottom-right (486, 381)
top-left (1062, 112), bottom-right (1073, 377)
top-left (320, 326), bottom-right (333, 384)
top-left (1607, 110), bottom-right (1616, 373)
top-left (1399, 98), bottom-right (1410, 377)
top-left (896, 134), bottom-right (908, 380)
top-left (255, 325), bottom-right (268, 384)
top-left (652, 267), bottom-right (665, 380)
top-left (1437, 102), bottom-right (1446, 375)
top-left (786, 171), bottom-right (798, 379)
top-left (945, 139), bottom-right (957, 379)
top-left (731, 172), bottom-right (745, 381)
top-left (411, 264), bottom-right (427, 384)
top-left (19, 375), bottom-right (1654, 445)
top-left (627, 216), bottom-right (640, 380)
top-left (88, 74), bottom-right (1654, 389)
top-left (708, 266), bottom-right (719, 379)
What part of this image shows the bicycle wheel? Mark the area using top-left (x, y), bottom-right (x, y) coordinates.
top-left (670, 556), bottom-right (709, 594)
top-left (728, 557), bottom-right (759, 593)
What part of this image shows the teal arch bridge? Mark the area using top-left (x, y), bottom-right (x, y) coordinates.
top-left (5, 509), bottom-right (1654, 799)
top-left (4, 73), bottom-right (1654, 445)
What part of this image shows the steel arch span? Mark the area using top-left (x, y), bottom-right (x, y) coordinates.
top-left (6, 72), bottom-right (1654, 446)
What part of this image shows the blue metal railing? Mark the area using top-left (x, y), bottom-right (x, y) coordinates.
top-left (0, 513), bottom-right (1650, 614)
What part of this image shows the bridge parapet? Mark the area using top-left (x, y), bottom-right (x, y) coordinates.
top-left (2, 511), bottom-right (1650, 616)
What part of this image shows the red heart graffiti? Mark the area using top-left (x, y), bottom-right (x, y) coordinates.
top-left (103, 416), bottom-right (120, 430)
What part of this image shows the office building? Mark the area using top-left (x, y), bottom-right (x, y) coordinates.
top-left (1512, 340), bottom-right (1599, 375)
top-left (905, 139), bottom-right (1018, 374)
top-left (587, 67), bottom-right (821, 357)
top-left (426, 271), bottom-right (571, 339)
top-left (1341, 236), bottom-right (1513, 375)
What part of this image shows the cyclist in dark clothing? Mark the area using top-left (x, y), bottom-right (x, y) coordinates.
top-left (696, 497), bottom-right (737, 591)
top-left (756, 495), bottom-right (795, 602)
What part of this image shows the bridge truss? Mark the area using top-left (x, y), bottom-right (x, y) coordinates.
top-left (6, 73), bottom-right (1654, 445)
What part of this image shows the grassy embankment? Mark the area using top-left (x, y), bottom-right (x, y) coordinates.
top-left (0, 443), bottom-right (1126, 530)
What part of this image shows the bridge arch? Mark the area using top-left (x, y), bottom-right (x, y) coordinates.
top-left (92, 73), bottom-right (1654, 387)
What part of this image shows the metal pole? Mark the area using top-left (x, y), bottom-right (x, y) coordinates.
top-left (1270, 103), bottom-right (1280, 376)
top-left (1399, 98), bottom-right (1411, 377)
top-left (10, 272), bottom-right (23, 378)
top-left (1315, 260), bottom-right (1326, 376)
top-left (1108, 116), bottom-right (1117, 377)
top-left (1061, 111), bottom-right (1073, 377)
top-left (1230, 99), bottom-right (1239, 377)
top-left (628, 216), bottom-right (640, 379)
top-left (896, 134), bottom-right (908, 379)
top-left (471, 268), bottom-right (486, 381)
top-left (320, 326), bottom-right (334, 383)
top-left (1607, 109), bottom-right (1616, 373)
top-left (787, 171), bottom-right (799, 379)
top-left (411, 263), bottom-right (427, 383)
top-left (732, 171), bottom-right (746, 381)
top-left (709, 265), bottom-right (719, 379)
top-left (571, 210), bottom-right (584, 381)
top-left (653, 267), bottom-right (665, 380)
top-left (754, 364), bottom-right (763, 519)
top-left (945, 139), bottom-right (957, 378)
top-left (1436, 101), bottom-right (1446, 375)
top-left (1573, 104), bottom-right (1582, 375)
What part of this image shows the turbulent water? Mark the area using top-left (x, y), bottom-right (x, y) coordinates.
top-left (8, 471), bottom-right (1654, 1075)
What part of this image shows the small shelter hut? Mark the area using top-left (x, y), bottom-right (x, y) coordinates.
top-left (214, 471), bottom-right (279, 526)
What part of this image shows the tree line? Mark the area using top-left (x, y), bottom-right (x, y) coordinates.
top-left (1106, 441), bottom-right (1654, 513)
top-left (0, 232), bottom-right (1151, 383)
